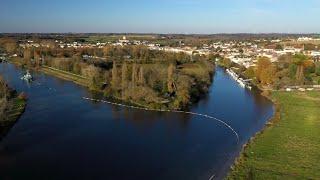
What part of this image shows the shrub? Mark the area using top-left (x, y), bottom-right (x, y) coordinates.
top-left (18, 92), bottom-right (28, 100)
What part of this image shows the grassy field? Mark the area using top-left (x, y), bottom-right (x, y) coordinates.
top-left (228, 91), bottom-right (320, 179)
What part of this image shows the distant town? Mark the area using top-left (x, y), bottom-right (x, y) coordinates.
top-left (2, 34), bottom-right (320, 92)
top-left (8, 34), bottom-right (320, 68)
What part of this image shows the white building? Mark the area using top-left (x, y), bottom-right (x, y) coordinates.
top-left (311, 51), bottom-right (320, 57)
top-left (298, 37), bottom-right (313, 41)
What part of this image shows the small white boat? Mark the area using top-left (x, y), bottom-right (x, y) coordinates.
top-left (21, 71), bottom-right (33, 81)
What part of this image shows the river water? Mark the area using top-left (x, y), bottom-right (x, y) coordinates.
top-left (0, 63), bottom-right (273, 180)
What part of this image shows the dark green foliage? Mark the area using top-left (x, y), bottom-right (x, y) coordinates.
top-left (275, 44), bottom-right (283, 50)
top-left (219, 58), bottom-right (232, 68)
top-left (315, 62), bottom-right (320, 76)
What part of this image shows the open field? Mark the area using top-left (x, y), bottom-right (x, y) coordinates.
top-left (228, 91), bottom-right (320, 179)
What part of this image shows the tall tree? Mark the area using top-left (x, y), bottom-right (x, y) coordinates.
top-left (256, 57), bottom-right (276, 85)
top-left (138, 66), bottom-right (145, 85)
top-left (293, 54), bottom-right (314, 85)
top-left (132, 63), bottom-right (138, 87)
top-left (167, 63), bottom-right (176, 94)
top-left (23, 48), bottom-right (33, 65)
top-left (111, 61), bottom-right (119, 90)
top-left (34, 50), bottom-right (41, 68)
top-left (121, 62), bottom-right (128, 89)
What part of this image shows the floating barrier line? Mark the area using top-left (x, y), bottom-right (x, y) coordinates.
top-left (82, 97), bottom-right (239, 143)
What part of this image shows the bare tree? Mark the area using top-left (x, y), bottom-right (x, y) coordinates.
top-left (167, 63), bottom-right (176, 94)
top-left (121, 62), bottom-right (128, 89)
top-left (111, 61), bottom-right (120, 90)
top-left (132, 63), bottom-right (138, 87)
top-left (138, 66), bottom-right (145, 85)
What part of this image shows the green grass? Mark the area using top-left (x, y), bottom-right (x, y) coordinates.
top-left (228, 91), bottom-right (320, 179)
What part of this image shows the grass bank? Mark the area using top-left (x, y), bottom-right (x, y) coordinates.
top-left (8, 58), bottom-right (89, 86)
top-left (41, 66), bottom-right (89, 87)
top-left (228, 91), bottom-right (320, 179)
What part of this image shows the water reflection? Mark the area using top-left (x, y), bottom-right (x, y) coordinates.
top-left (0, 64), bottom-right (273, 180)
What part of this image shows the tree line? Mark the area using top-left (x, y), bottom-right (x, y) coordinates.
top-left (238, 54), bottom-right (319, 89)
top-left (1, 37), bottom-right (215, 110)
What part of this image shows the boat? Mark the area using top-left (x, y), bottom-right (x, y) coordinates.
top-left (21, 71), bottom-right (33, 81)
top-left (237, 78), bottom-right (246, 88)
top-left (226, 68), bottom-right (252, 90)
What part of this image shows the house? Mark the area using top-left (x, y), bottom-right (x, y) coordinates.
top-left (297, 37), bottom-right (313, 41)
top-left (283, 46), bottom-right (302, 54)
top-left (311, 51), bottom-right (320, 57)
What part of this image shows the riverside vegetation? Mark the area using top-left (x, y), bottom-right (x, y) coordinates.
top-left (219, 48), bottom-right (320, 179)
top-left (228, 91), bottom-right (320, 179)
top-left (0, 37), bottom-right (214, 110)
top-left (219, 53), bottom-right (320, 90)
top-left (0, 76), bottom-right (27, 139)
top-left (218, 44), bottom-right (320, 179)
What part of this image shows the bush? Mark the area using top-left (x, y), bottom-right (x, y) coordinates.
top-left (315, 64), bottom-right (320, 76)
top-left (18, 92), bottom-right (28, 100)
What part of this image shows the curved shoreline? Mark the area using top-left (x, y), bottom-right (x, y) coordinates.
top-left (227, 91), bottom-right (320, 179)
top-left (9, 59), bottom-right (214, 111)
top-left (225, 92), bottom-right (279, 179)
top-left (0, 86), bottom-right (27, 140)
top-left (0, 62), bottom-right (275, 179)
top-left (40, 63), bottom-right (276, 179)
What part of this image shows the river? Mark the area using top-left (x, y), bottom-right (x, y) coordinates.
top-left (0, 63), bottom-right (274, 180)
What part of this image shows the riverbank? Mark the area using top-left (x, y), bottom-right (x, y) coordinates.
top-left (0, 78), bottom-right (27, 139)
top-left (7, 58), bottom-right (214, 110)
top-left (227, 91), bottom-right (320, 179)
top-left (0, 96), bottom-right (26, 125)
top-left (0, 62), bottom-right (274, 179)
top-left (39, 66), bottom-right (166, 109)
top-left (41, 66), bottom-right (89, 87)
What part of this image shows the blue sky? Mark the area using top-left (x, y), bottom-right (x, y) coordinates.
top-left (0, 0), bottom-right (319, 33)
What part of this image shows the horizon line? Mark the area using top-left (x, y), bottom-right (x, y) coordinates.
top-left (1, 32), bottom-right (320, 35)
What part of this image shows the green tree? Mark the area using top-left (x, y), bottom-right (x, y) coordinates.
top-left (315, 62), bottom-right (320, 76)
top-left (293, 54), bottom-right (314, 85)
top-left (244, 66), bottom-right (255, 79)
top-left (275, 44), bottom-right (283, 50)
top-left (220, 58), bottom-right (232, 68)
